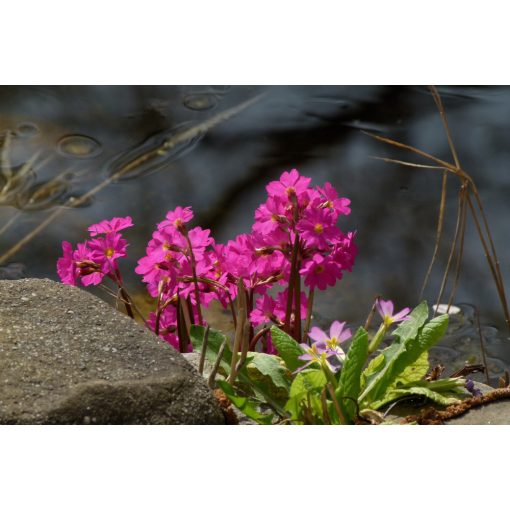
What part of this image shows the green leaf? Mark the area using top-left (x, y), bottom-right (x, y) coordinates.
top-left (360, 302), bottom-right (429, 393)
top-left (337, 327), bottom-right (369, 423)
top-left (245, 353), bottom-right (291, 405)
top-left (270, 326), bottom-right (306, 372)
top-left (392, 301), bottom-right (429, 342)
top-left (216, 380), bottom-right (274, 424)
top-left (360, 310), bottom-right (449, 405)
top-left (360, 352), bottom-right (385, 390)
top-left (289, 369), bottom-right (327, 397)
top-left (246, 353), bottom-right (291, 391)
top-left (285, 370), bottom-right (327, 424)
top-left (392, 351), bottom-right (430, 387)
top-left (370, 385), bottom-right (462, 410)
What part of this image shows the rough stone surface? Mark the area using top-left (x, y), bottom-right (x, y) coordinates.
top-left (0, 278), bottom-right (225, 424)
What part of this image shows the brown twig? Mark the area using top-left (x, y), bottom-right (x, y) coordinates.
top-left (403, 388), bottom-right (510, 424)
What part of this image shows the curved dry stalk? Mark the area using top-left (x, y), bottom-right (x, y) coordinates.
top-left (446, 185), bottom-right (468, 310)
top-left (434, 184), bottom-right (467, 313)
top-left (420, 169), bottom-right (448, 300)
top-left (369, 88), bottom-right (510, 332)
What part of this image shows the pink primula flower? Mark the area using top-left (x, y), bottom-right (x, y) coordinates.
top-left (300, 253), bottom-right (343, 290)
top-left (158, 206), bottom-right (194, 231)
top-left (88, 216), bottom-right (133, 237)
top-left (376, 298), bottom-right (411, 327)
top-left (266, 168), bottom-right (311, 201)
top-left (296, 207), bottom-right (341, 250)
top-left (57, 241), bottom-right (79, 285)
top-left (87, 232), bottom-right (128, 274)
top-left (309, 321), bottom-right (352, 360)
top-left (250, 294), bottom-right (279, 327)
top-left (317, 182), bottom-right (351, 217)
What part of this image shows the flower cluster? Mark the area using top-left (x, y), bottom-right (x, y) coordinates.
top-left (57, 169), bottom-right (357, 355)
top-left (57, 216), bottom-right (133, 287)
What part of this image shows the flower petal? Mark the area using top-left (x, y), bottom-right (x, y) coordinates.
top-left (338, 328), bottom-right (352, 343)
top-left (309, 327), bottom-right (329, 343)
top-left (392, 308), bottom-right (411, 322)
top-left (329, 321), bottom-right (345, 339)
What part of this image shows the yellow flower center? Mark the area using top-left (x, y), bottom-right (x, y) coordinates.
top-left (315, 264), bottom-right (324, 274)
top-left (286, 186), bottom-right (296, 196)
top-left (327, 336), bottom-right (338, 348)
top-left (314, 223), bottom-right (324, 234)
top-left (105, 248), bottom-right (114, 258)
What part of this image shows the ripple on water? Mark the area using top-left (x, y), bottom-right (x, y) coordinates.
top-left (15, 174), bottom-right (72, 211)
top-left (15, 122), bottom-right (39, 139)
top-left (57, 134), bottom-right (102, 159)
top-left (183, 93), bottom-right (219, 111)
top-left (106, 122), bottom-right (204, 181)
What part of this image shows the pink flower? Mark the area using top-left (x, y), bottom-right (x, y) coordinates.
top-left (87, 232), bottom-right (128, 274)
top-left (158, 206), bottom-right (193, 231)
top-left (250, 294), bottom-right (278, 327)
top-left (331, 231), bottom-right (358, 272)
top-left (147, 306), bottom-right (183, 351)
top-left (57, 241), bottom-right (105, 287)
top-left (57, 241), bottom-right (79, 285)
top-left (309, 321), bottom-right (351, 360)
top-left (317, 182), bottom-right (351, 217)
top-left (88, 216), bottom-right (133, 237)
top-left (274, 289), bottom-right (308, 323)
top-left (266, 169), bottom-right (311, 201)
top-left (376, 299), bottom-right (411, 327)
top-left (300, 253), bottom-right (343, 290)
top-left (296, 207), bottom-right (341, 250)
top-left (253, 196), bottom-right (289, 237)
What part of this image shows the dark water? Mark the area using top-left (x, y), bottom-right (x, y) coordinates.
top-left (1, 85), bottom-right (509, 382)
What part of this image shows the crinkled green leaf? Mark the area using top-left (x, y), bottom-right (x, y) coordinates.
top-left (392, 301), bottom-right (429, 342)
top-left (392, 351), bottom-right (430, 387)
top-left (360, 308), bottom-right (449, 405)
top-left (285, 371), bottom-right (327, 424)
top-left (370, 385), bottom-right (462, 410)
top-left (270, 326), bottom-right (306, 372)
top-left (246, 353), bottom-right (291, 390)
top-left (289, 369), bottom-right (327, 398)
top-left (245, 353), bottom-right (291, 406)
top-left (360, 352), bottom-right (385, 390)
top-left (337, 327), bottom-right (369, 423)
top-left (216, 380), bottom-right (274, 424)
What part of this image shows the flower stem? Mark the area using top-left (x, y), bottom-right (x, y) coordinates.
top-left (183, 229), bottom-right (204, 326)
top-left (303, 288), bottom-right (315, 342)
top-left (368, 323), bottom-right (388, 354)
top-left (284, 234), bottom-right (300, 336)
top-left (293, 258), bottom-right (302, 342)
top-left (248, 325), bottom-right (270, 351)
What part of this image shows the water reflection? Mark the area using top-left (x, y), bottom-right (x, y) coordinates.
top-left (57, 134), bottom-right (102, 159)
top-left (106, 122), bottom-right (205, 181)
top-left (183, 92), bottom-right (219, 111)
top-left (15, 122), bottom-right (39, 139)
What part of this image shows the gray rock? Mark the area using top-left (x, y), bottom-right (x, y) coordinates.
top-left (0, 278), bottom-right (225, 424)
